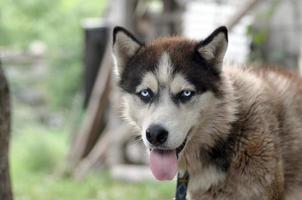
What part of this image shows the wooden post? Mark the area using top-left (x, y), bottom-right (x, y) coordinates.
top-left (83, 23), bottom-right (109, 108)
top-left (299, 47), bottom-right (302, 74)
top-left (0, 60), bottom-right (13, 200)
top-left (68, 36), bottom-right (112, 167)
top-left (163, 0), bottom-right (184, 35)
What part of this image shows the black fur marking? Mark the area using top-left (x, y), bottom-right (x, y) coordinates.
top-left (193, 27), bottom-right (228, 77)
top-left (171, 90), bottom-right (195, 105)
top-left (186, 50), bottom-right (222, 97)
top-left (200, 26), bottom-right (228, 47)
top-left (200, 122), bottom-right (238, 172)
top-left (119, 49), bottom-right (156, 94)
top-left (112, 26), bottom-right (144, 47)
top-left (208, 134), bottom-right (234, 172)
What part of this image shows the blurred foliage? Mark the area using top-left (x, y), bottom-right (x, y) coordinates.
top-left (0, 0), bottom-right (107, 109)
top-left (11, 125), bottom-right (66, 173)
top-left (11, 127), bottom-right (174, 200)
top-left (247, 26), bottom-right (269, 62)
top-left (247, 0), bottom-right (282, 64)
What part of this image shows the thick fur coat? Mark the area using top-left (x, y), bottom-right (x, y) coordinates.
top-left (112, 26), bottom-right (302, 200)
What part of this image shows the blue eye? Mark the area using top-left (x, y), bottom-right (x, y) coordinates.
top-left (183, 90), bottom-right (192, 97)
top-left (137, 88), bottom-right (154, 103)
top-left (177, 90), bottom-right (195, 103)
top-left (140, 90), bottom-right (150, 97)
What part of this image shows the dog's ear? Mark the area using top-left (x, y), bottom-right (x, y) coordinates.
top-left (197, 26), bottom-right (228, 73)
top-left (112, 26), bottom-right (143, 76)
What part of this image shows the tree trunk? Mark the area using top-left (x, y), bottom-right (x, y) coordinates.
top-left (0, 61), bottom-right (13, 200)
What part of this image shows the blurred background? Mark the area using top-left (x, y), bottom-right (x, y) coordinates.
top-left (0, 0), bottom-right (301, 199)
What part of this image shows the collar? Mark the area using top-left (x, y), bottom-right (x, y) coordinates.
top-left (175, 171), bottom-right (189, 200)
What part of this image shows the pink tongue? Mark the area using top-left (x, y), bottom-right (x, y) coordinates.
top-left (149, 149), bottom-right (178, 181)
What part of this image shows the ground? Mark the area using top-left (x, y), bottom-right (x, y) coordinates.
top-left (10, 115), bottom-right (174, 200)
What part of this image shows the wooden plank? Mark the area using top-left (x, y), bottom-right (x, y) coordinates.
top-left (0, 60), bottom-right (13, 200)
top-left (73, 124), bottom-right (130, 180)
top-left (83, 25), bottom-right (109, 107)
top-left (68, 40), bottom-right (112, 167)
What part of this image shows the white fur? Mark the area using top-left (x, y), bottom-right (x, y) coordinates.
top-left (170, 74), bottom-right (195, 94)
top-left (188, 166), bottom-right (226, 193)
top-left (141, 89), bottom-right (192, 149)
top-left (155, 52), bottom-right (174, 84)
top-left (136, 72), bottom-right (158, 94)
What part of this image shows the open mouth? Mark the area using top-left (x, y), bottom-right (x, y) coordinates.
top-left (149, 138), bottom-right (188, 181)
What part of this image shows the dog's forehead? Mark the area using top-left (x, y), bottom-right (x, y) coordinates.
top-left (143, 37), bottom-right (197, 68)
top-left (138, 39), bottom-right (197, 92)
top-left (142, 38), bottom-right (199, 79)
top-left (119, 37), bottom-right (221, 95)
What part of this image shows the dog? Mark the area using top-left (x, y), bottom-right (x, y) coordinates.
top-left (112, 26), bottom-right (302, 200)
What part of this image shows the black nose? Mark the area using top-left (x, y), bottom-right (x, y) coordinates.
top-left (146, 124), bottom-right (168, 146)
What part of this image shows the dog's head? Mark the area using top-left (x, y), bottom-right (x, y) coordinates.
top-left (112, 26), bottom-right (228, 180)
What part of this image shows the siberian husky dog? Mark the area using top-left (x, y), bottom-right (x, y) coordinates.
top-left (112, 26), bottom-right (302, 200)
